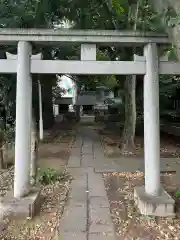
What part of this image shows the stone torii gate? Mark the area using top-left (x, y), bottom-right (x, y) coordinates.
top-left (0, 29), bottom-right (179, 217)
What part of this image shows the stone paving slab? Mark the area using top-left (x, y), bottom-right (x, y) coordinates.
top-left (71, 173), bottom-right (87, 186)
top-left (68, 156), bottom-right (81, 167)
top-left (94, 157), bottom-right (180, 173)
top-left (89, 197), bottom-right (114, 234)
top-left (89, 208), bottom-right (114, 234)
top-left (60, 205), bottom-right (87, 232)
top-left (160, 158), bottom-right (180, 172)
top-left (87, 170), bottom-right (115, 236)
top-left (70, 188), bottom-right (87, 203)
top-left (93, 151), bottom-right (105, 159)
top-left (89, 233), bottom-right (115, 240)
top-left (58, 232), bottom-right (86, 240)
top-left (71, 148), bottom-right (82, 157)
top-left (93, 143), bottom-right (102, 148)
top-left (82, 142), bottom-right (93, 145)
top-left (72, 142), bottom-right (82, 148)
top-left (81, 155), bottom-right (94, 167)
top-left (95, 168), bottom-right (121, 173)
top-left (62, 127), bottom-right (116, 240)
top-left (70, 175), bottom-right (87, 203)
top-left (94, 161), bottom-right (121, 172)
top-left (83, 145), bottom-right (93, 151)
top-left (88, 173), bottom-right (107, 198)
top-left (68, 167), bottom-right (92, 176)
top-left (74, 138), bottom-right (83, 146)
top-left (59, 173), bottom-right (88, 235)
top-left (82, 150), bottom-right (93, 155)
top-left (89, 196), bottom-right (110, 208)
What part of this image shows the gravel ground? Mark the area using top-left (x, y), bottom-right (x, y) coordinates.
top-left (0, 167), bottom-right (14, 197)
top-left (0, 177), bottom-right (71, 240)
top-left (104, 172), bottom-right (180, 240)
top-left (100, 131), bottom-right (180, 158)
top-left (0, 120), bottom-right (75, 240)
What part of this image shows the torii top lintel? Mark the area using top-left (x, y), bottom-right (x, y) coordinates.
top-left (0, 28), bottom-right (170, 45)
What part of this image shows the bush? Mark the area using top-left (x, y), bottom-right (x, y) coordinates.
top-left (37, 167), bottom-right (69, 185)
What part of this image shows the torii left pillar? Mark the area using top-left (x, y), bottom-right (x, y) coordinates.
top-left (6, 46), bottom-right (42, 198)
top-left (14, 41), bottom-right (32, 198)
top-left (0, 42), bottom-right (40, 219)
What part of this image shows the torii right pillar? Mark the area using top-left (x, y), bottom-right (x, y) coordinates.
top-left (134, 43), bottom-right (175, 217)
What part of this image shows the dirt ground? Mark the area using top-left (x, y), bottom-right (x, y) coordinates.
top-left (0, 120), bottom-right (76, 240)
top-left (1, 179), bottom-right (70, 240)
top-left (38, 131), bottom-right (75, 171)
top-left (99, 129), bottom-right (180, 158)
top-left (104, 172), bottom-right (180, 240)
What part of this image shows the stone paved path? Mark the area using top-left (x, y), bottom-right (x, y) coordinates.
top-left (58, 124), bottom-right (180, 239)
top-left (59, 126), bottom-right (116, 240)
top-left (67, 125), bottom-right (180, 174)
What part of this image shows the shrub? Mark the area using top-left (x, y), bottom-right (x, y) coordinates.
top-left (37, 167), bottom-right (69, 185)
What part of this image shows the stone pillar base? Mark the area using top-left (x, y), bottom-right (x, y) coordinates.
top-left (134, 186), bottom-right (175, 217)
top-left (0, 188), bottom-right (40, 220)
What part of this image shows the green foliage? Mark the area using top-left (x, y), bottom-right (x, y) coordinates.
top-left (0, 75), bottom-right (16, 141)
top-left (0, 0), bottom-right (70, 28)
top-left (111, 0), bottom-right (164, 32)
top-left (0, 0), bottom-right (179, 128)
top-left (1, 124), bottom-right (15, 143)
top-left (160, 76), bottom-right (177, 98)
top-left (140, 215), bottom-right (154, 220)
top-left (112, 0), bottom-right (125, 15)
top-left (162, 45), bottom-right (178, 61)
top-left (159, 74), bottom-right (180, 118)
top-left (75, 49), bottom-right (119, 91)
top-left (175, 190), bottom-right (180, 198)
top-left (163, 5), bottom-right (180, 28)
top-left (167, 13), bottom-right (180, 28)
top-left (37, 167), bottom-right (69, 185)
top-left (136, 1), bottom-right (164, 32)
top-left (95, 49), bottom-right (119, 89)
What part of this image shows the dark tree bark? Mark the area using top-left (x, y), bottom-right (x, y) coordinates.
top-left (121, 74), bottom-right (136, 152)
top-left (0, 131), bottom-right (4, 169)
top-left (38, 48), bottom-right (56, 129)
top-left (120, 1), bottom-right (140, 153)
top-left (41, 75), bottom-right (55, 129)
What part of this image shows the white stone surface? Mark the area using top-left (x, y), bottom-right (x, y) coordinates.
top-left (134, 186), bottom-right (175, 217)
top-left (1, 58), bottom-right (180, 75)
top-left (144, 43), bottom-right (160, 196)
top-left (29, 60), bottom-right (146, 75)
top-left (14, 41), bottom-right (32, 198)
top-left (81, 44), bottom-right (96, 60)
top-left (0, 29), bottom-right (169, 45)
top-left (38, 80), bottom-right (43, 140)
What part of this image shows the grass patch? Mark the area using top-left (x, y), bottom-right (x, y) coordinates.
top-left (37, 167), bottom-right (69, 185)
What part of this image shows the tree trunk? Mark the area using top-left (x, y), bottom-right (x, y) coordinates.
top-left (0, 131), bottom-right (4, 168)
top-left (120, 1), bottom-right (140, 153)
top-left (121, 75), bottom-right (136, 152)
top-left (32, 75), bottom-right (39, 125)
top-left (75, 105), bottom-right (81, 122)
top-left (0, 134), bottom-right (14, 169)
top-left (40, 49), bottom-right (55, 130)
top-left (0, 146), bottom-right (4, 169)
top-left (75, 84), bottom-right (81, 122)
top-left (41, 76), bottom-right (55, 129)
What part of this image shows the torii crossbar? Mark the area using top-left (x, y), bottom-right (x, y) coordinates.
top-left (0, 29), bottom-right (178, 217)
